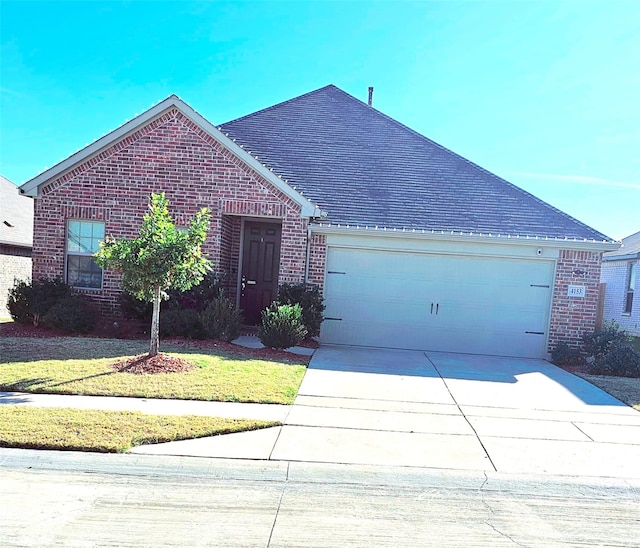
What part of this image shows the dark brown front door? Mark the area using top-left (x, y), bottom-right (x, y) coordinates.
top-left (240, 221), bottom-right (282, 324)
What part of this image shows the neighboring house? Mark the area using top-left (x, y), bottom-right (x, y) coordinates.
top-left (601, 231), bottom-right (640, 336)
top-left (1, 175), bottom-right (34, 317)
top-left (18, 85), bottom-right (618, 358)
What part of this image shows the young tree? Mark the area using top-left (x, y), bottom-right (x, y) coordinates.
top-left (95, 192), bottom-right (211, 356)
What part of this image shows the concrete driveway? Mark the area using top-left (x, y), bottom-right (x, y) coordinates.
top-left (273, 346), bottom-right (640, 478)
top-left (135, 346), bottom-right (640, 478)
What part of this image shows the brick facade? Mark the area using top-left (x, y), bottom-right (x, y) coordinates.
top-left (1, 246), bottom-right (32, 317)
top-left (32, 109), bottom-right (323, 317)
top-left (307, 234), bottom-right (327, 288)
top-left (601, 259), bottom-right (640, 336)
top-left (548, 249), bottom-right (603, 349)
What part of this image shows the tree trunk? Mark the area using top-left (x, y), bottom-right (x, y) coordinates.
top-left (149, 285), bottom-right (161, 357)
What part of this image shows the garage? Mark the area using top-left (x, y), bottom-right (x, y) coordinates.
top-left (321, 246), bottom-right (555, 358)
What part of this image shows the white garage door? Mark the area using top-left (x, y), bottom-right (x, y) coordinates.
top-left (321, 247), bottom-right (554, 358)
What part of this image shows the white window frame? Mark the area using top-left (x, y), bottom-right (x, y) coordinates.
top-left (66, 220), bottom-right (105, 290)
top-left (624, 261), bottom-right (636, 314)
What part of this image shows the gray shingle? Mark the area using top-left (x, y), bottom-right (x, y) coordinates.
top-left (221, 85), bottom-right (612, 241)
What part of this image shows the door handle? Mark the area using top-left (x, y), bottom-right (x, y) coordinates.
top-left (436, 303), bottom-right (439, 315)
top-left (246, 280), bottom-right (256, 285)
top-left (430, 303), bottom-right (434, 314)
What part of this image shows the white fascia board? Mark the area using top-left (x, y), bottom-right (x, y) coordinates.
top-left (602, 252), bottom-right (640, 262)
top-left (310, 224), bottom-right (621, 252)
top-left (18, 96), bottom-right (322, 218)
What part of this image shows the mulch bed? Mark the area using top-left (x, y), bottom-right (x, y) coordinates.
top-left (111, 353), bottom-right (196, 374)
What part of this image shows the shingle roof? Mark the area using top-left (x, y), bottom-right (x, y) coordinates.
top-left (221, 85), bottom-right (612, 242)
top-left (603, 230), bottom-right (640, 259)
top-left (0, 175), bottom-right (33, 248)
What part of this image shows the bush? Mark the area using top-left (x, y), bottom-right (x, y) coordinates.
top-left (119, 272), bottom-right (226, 319)
top-left (168, 271), bottom-right (226, 312)
top-left (6, 279), bottom-right (31, 324)
top-left (200, 297), bottom-right (242, 342)
top-left (7, 278), bottom-right (74, 326)
top-left (589, 340), bottom-right (640, 377)
top-left (278, 283), bottom-right (325, 337)
top-left (582, 320), bottom-right (631, 362)
top-left (42, 295), bottom-right (96, 334)
top-left (159, 308), bottom-right (205, 339)
top-left (119, 291), bottom-right (153, 321)
top-left (258, 302), bottom-right (308, 349)
top-left (551, 342), bottom-right (585, 368)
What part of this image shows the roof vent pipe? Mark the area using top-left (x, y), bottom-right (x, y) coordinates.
top-left (368, 86), bottom-right (374, 106)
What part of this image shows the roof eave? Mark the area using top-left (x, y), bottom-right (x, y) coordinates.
top-left (18, 97), bottom-right (321, 218)
top-left (0, 238), bottom-right (33, 248)
top-left (602, 252), bottom-right (640, 262)
top-left (310, 224), bottom-right (620, 251)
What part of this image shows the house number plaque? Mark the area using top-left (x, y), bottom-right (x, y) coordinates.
top-left (567, 285), bottom-right (586, 298)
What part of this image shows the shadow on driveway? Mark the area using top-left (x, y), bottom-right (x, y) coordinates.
top-left (309, 345), bottom-right (629, 409)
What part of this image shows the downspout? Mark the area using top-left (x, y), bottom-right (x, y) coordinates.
top-left (304, 224), bottom-right (312, 284)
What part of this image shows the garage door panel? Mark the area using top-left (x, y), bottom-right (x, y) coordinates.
top-left (322, 247), bottom-right (553, 358)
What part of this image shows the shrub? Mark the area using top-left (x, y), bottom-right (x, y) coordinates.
top-left (582, 320), bottom-right (631, 362)
top-left (589, 340), bottom-right (640, 378)
top-left (119, 291), bottom-right (153, 321)
top-left (6, 279), bottom-right (31, 324)
top-left (42, 295), bottom-right (96, 334)
top-left (200, 297), bottom-right (243, 342)
top-left (258, 302), bottom-right (308, 349)
top-left (119, 271), bottom-right (226, 319)
top-left (278, 283), bottom-right (325, 337)
top-left (7, 278), bottom-right (74, 326)
top-left (551, 342), bottom-right (585, 368)
top-left (168, 271), bottom-right (226, 312)
top-left (159, 308), bottom-right (205, 339)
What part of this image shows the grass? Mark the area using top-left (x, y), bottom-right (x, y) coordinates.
top-left (0, 406), bottom-right (277, 452)
top-left (631, 336), bottom-right (640, 353)
top-left (0, 337), bottom-right (306, 404)
top-left (580, 374), bottom-right (640, 412)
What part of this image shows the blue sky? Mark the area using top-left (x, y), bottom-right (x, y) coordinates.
top-left (1, 0), bottom-right (638, 239)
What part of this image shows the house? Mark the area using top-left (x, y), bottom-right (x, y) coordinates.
top-left (18, 85), bottom-right (618, 358)
top-left (1, 175), bottom-right (34, 317)
top-left (600, 231), bottom-right (639, 336)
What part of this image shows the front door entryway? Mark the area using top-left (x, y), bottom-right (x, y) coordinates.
top-left (240, 221), bottom-right (282, 324)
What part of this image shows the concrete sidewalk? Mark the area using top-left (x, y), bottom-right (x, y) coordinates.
top-left (0, 391), bottom-right (290, 422)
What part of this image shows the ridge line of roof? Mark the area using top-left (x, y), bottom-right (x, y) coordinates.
top-left (220, 85), bottom-right (339, 126)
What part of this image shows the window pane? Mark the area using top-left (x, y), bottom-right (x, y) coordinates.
top-left (67, 220), bottom-right (105, 254)
top-left (67, 255), bottom-right (102, 289)
top-left (625, 291), bottom-right (634, 314)
top-left (94, 223), bottom-right (105, 241)
top-left (67, 221), bottom-right (81, 252)
top-left (629, 263), bottom-right (637, 292)
top-left (80, 223), bottom-right (93, 237)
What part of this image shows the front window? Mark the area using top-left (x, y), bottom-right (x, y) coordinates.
top-left (66, 220), bottom-right (105, 289)
top-left (624, 262), bottom-right (636, 314)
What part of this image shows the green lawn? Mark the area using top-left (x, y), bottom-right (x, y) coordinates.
top-left (0, 337), bottom-right (306, 404)
top-left (631, 337), bottom-right (640, 353)
top-left (0, 406), bottom-right (277, 452)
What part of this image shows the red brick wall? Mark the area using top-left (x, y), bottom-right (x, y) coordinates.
top-left (32, 108), bottom-right (313, 316)
top-left (307, 233), bottom-right (326, 288)
top-left (548, 249), bottom-right (603, 350)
